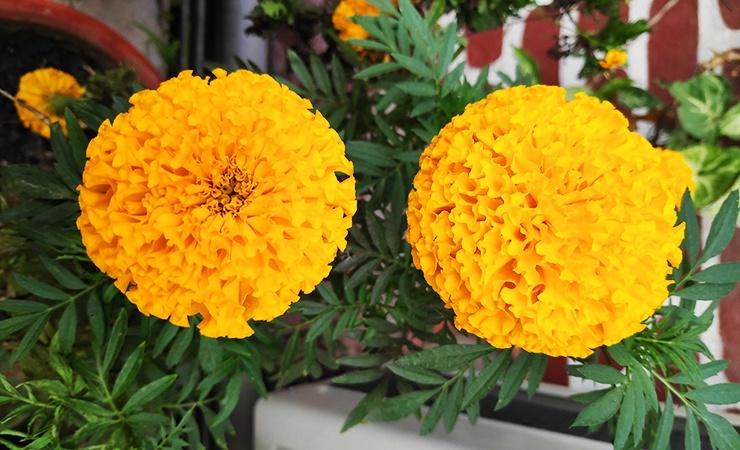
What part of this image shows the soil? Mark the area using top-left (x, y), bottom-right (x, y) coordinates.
top-left (0, 21), bottom-right (117, 167)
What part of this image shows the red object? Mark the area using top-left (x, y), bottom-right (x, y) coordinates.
top-left (647, 0), bottom-right (699, 102)
top-left (720, 229), bottom-right (740, 383)
top-left (542, 356), bottom-right (569, 386)
top-left (720, 0), bottom-right (740, 29)
top-left (0, 0), bottom-right (163, 88)
top-left (521, 8), bottom-right (561, 86)
top-left (466, 27), bottom-right (504, 68)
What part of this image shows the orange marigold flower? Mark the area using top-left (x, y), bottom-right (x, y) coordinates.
top-left (332, 0), bottom-right (383, 43)
top-left (406, 85), bottom-right (693, 358)
top-left (599, 49), bottom-right (628, 69)
top-left (77, 69), bottom-right (356, 338)
top-left (15, 67), bottom-right (85, 139)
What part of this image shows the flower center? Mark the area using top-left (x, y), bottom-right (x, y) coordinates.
top-left (201, 163), bottom-right (256, 215)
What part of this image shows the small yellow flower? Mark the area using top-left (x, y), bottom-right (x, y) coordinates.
top-left (15, 67), bottom-right (85, 139)
top-left (406, 85), bottom-right (693, 358)
top-left (77, 69), bottom-right (356, 338)
top-left (332, 0), bottom-right (384, 43)
top-left (599, 49), bottom-right (628, 69)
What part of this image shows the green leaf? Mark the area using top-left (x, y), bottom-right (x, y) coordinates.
top-left (306, 311), bottom-right (335, 342)
top-left (649, 392), bottom-right (673, 450)
top-left (0, 300), bottom-right (46, 314)
top-left (668, 360), bottom-right (729, 384)
top-left (420, 387), bottom-right (446, 435)
top-left (396, 81), bottom-right (437, 97)
top-left (685, 383), bottom-right (740, 404)
top-left (526, 354), bottom-right (548, 398)
top-left (669, 73), bottom-right (731, 141)
top-left (64, 398), bottom-right (112, 418)
top-left (341, 380), bottom-right (387, 432)
top-left (675, 282), bottom-right (736, 300)
top-left (346, 141), bottom-right (396, 168)
top-left (337, 353), bottom-right (389, 368)
top-left (572, 386), bottom-right (624, 427)
top-left (57, 301), bottom-right (77, 354)
top-left (310, 54), bottom-right (332, 96)
top-left (684, 408), bottom-right (700, 450)
top-left (720, 102), bottom-right (740, 139)
top-left (0, 315), bottom-right (41, 341)
top-left (287, 50), bottom-right (315, 93)
top-left (279, 332), bottom-right (300, 375)
top-left (496, 352), bottom-right (534, 410)
top-left (680, 146), bottom-right (740, 208)
top-left (700, 189), bottom-right (739, 264)
top-left (122, 374), bottom-right (178, 412)
top-left (166, 325), bottom-right (194, 368)
top-left (87, 292), bottom-right (105, 356)
top-left (388, 365), bottom-right (447, 385)
top-left (366, 390), bottom-right (436, 423)
top-left (391, 53), bottom-right (434, 79)
top-left (332, 369), bottom-right (384, 385)
top-left (154, 323), bottom-right (180, 357)
top-left (11, 313), bottom-right (49, 363)
top-left (316, 282), bottom-right (340, 305)
top-left (39, 256), bottom-right (86, 290)
top-left (435, 24), bottom-right (457, 80)
top-left (614, 384), bottom-right (636, 450)
top-left (462, 349), bottom-right (511, 409)
top-left (12, 273), bottom-right (68, 300)
top-left (111, 343), bottom-right (145, 399)
top-left (347, 39), bottom-right (392, 52)
top-left (692, 262), bottom-right (740, 283)
top-left (394, 344), bottom-right (494, 370)
top-left (199, 337), bottom-right (224, 374)
top-left (512, 48), bottom-right (541, 85)
top-left (212, 375), bottom-right (243, 427)
top-left (370, 266), bottom-right (394, 303)
top-left (704, 411), bottom-right (740, 450)
top-left (2, 164), bottom-right (76, 200)
top-left (103, 309), bottom-right (128, 373)
top-left (574, 364), bottom-right (626, 385)
top-left (354, 62), bottom-right (402, 79)
top-left (345, 259), bottom-right (380, 289)
top-left (443, 377), bottom-right (463, 432)
top-left (64, 109), bottom-right (88, 172)
top-left (70, 100), bottom-right (116, 131)
top-left (618, 86), bottom-right (663, 110)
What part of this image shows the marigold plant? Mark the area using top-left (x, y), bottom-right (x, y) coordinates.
top-left (332, 0), bottom-right (383, 42)
top-left (77, 69), bottom-right (356, 338)
top-left (407, 85), bottom-right (693, 357)
top-left (14, 67), bottom-right (85, 139)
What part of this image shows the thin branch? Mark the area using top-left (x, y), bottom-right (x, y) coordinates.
top-left (0, 87), bottom-right (53, 127)
top-left (648, 0), bottom-right (681, 28)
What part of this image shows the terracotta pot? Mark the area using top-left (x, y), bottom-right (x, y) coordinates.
top-left (0, 0), bottom-right (162, 88)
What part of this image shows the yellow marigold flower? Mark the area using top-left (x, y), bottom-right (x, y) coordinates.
top-left (406, 85), bottom-right (693, 358)
top-left (332, 0), bottom-right (382, 43)
top-left (599, 49), bottom-right (628, 69)
top-left (15, 67), bottom-right (85, 139)
top-left (77, 69), bottom-right (356, 338)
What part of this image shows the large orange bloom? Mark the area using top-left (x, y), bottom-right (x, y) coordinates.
top-left (78, 69), bottom-right (356, 338)
top-left (407, 85), bottom-right (693, 357)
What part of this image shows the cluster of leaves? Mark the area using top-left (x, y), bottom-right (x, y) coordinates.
top-left (0, 104), bottom-right (273, 448)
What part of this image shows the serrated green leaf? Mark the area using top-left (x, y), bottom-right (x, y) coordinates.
top-left (63, 109), bottom-right (88, 172)
top-left (287, 50), bottom-right (315, 93)
top-left (39, 256), bottom-right (86, 290)
top-left (366, 389), bottom-right (436, 423)
top-left (111, 343), bottom-right (145, 399)
top-left (332, 309), bottom-right (355, 340)
top-left (668, 359), bottom-right (729, 384)
top-left (391, 53), bottom-right (434, 79)
top-left (279, 332), bottom-right (300, 375)
top-left (410, 99), bottom-right (436, 118)
top-left (669, 73), bottom-right (731, 141)
top-left (354, 62), bottom-right (402, 79)
top-left (154, 323), bottom-right (179, 357)
top-left (12, 273), bottom-right (68, 300)
top-left (166, 325), bottom-right (194, 368)
top-left (703, 411), bottom-right (740, 450)
top-left (396, 81), bottom-right (437, 97)
top-left (307, 311), bottom-right (335, 342)
top-left (700, 189), bottom-right (739, 265)
top-left (345, 259), bottom-right (381, 289)
top-left (2, 164), bottom-right (76, 200)
top-left (341, 380), bottom-right (388, 432)
top-left (692, 262), bottom-right (740, 283)
top-left (316, 282), bottom-right (340, 305)
top-left (70, 100), bottom-right (116, 130)
top-left (370, 266), bottom-right (394, 303)
top-left (649, 392), bottom-right (673, 450)
top-left (64, 398), bottom-right (113, 418)
top-left (526, 354), bottom-right (548, 398)
top-left (0, 315), bottom-right (42, 341)
top-left (614, 384), bottom-right (636, 450)
top-left (496, 352), bottom-right (534, 410)
top-left (122, 374), bottom-right (178, 412)
top-left (675, 282), bottom-right (736, 300)
top-left (332, 369), bottom-right (384, 385)
top-left (11, 313), bottom-right (49, 363)
top-left (685, 383), bottom-right (740, 404)
top-left (684, 408), bottom-right (700, 450)
top-left (103, 309), bottom-right (128, 373)
top-left (443, 377), bottom-right (463, 432)
top-left (462, 349), bottom-right (511, 409)
top-left (388, 365), bottom-right (447, 385)
top-left (679, 190), bottom-right (701, 264)
top-left (572, 386), bottom-right (624, 427)
top-left (420, 387), bottom-right (446, 435)
top-left (395, 344), bottom-right (494, 370)
top-left (575, 364), bottom-right (626, 385)
top-left (212, 375), bottom-right (243, 427)
top-left (336, 353), bottom-right (389, 368)
top-left (199, 337), bottom-right (223, 374)
top-left (0, 300), bottom-right (47, 314)
top-left (57, 301), bottom-right (77, 354)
